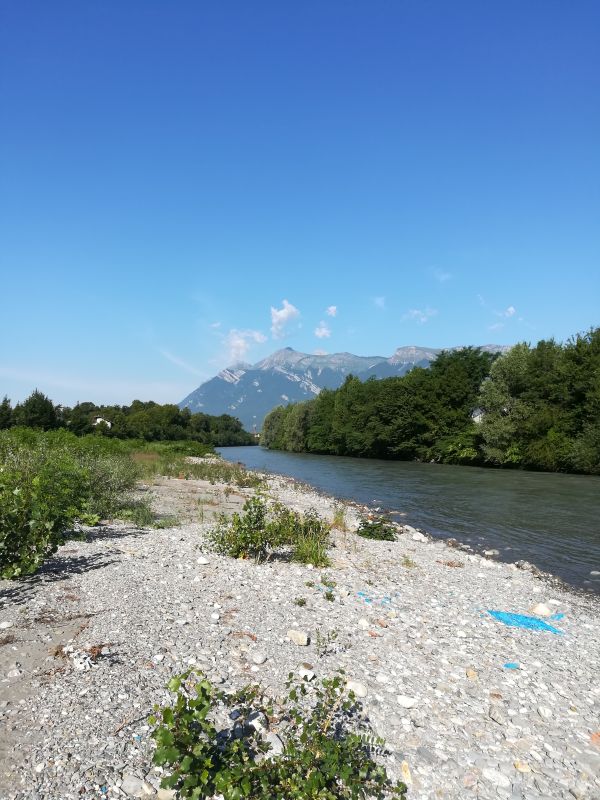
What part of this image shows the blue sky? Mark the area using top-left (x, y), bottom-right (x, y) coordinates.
top-left (1, 1), bottom-right (598, 405)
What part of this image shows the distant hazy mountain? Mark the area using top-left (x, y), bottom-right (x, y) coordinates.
top-left (179, 345), bottom-right (510, 431)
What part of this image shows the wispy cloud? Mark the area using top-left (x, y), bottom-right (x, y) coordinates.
top-left (493, 304), bottom-right (517, 318)
top-left (225, 329), bottom-right (267, 362)
top-left (313, 349), bottom-right (328, 355)
top-left (270, 299), bottom-right (300, 339)
top-left (434, 268), bottom-right (452, 283)
top-left (488, 322), bottom-right (504, 331)
top-left (477, 293), bottom-right (486, 307)
top-left (314, 321), bottom-right (331, 339)
top-left (326, 305), bottom-right (337, 317)
top-left (373, 296), bottom-right (386, 309)
top-left (159, 348), bottom-right (204, 377)
top-left (209, 321), bottom-right (221, 329)
top-left (402, 307), bottom-right (438, 324)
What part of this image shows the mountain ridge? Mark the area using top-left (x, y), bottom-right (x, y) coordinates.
top-left (179, 344), bottom-right (511, 430)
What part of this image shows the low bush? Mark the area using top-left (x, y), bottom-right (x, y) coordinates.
top-left (150, 670), bottom-right (407, 799)
top-left (356, 516), bottom-right (397, 542)
top-left (207, 496), bottom-right (330, 566)
top-left (0, 429), bottom-right (138, 578)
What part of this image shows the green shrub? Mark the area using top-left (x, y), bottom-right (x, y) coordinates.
top-left (356, 516), bottom-right (396, 542)
top-left (206, 496), bottom-right (330, 566)
top-left (0, 429), bottom-right (138, 578)
top-left (150, 670), bottom-right (407, 800)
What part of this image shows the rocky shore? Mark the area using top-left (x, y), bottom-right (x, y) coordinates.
top-left (1, 468), bottom-right (599, 799)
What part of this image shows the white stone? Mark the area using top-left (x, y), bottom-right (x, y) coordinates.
top-left (346, 680), bottom-right (368, 698)
top-left (121, 773), bottom-right (156, 797)
top-left (251, 652), bottom-right (267, 665)
top-left (197, 556), bottom-right (209, 565)
top-left (537, 706), bottom-right (553, 720)
top-left (411, 532), bottom-right (428, 543)
top-left (396, 695), bottom-right (417, 708)
top-left (265, 731), bottom-right (284, 756)
top-left (357, 618), bottom-right (369, 630)
top-left (531, 603), bottom-right (552, 617)
top-left (287, 629), bottom-right (309, 646)
top-left (482, 768), bottom-right (511, 789)
top-left (376, 673), bottom-right (390, 683)
top-left (0, 621), bottom-right (13, 630)
top-left (298, 666), bottom-right (315, 681)
top-left (210, 613), bottom-right (220, 622)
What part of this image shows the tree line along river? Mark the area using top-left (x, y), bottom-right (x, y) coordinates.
top-left (218, 446), bottom-right (600, 593)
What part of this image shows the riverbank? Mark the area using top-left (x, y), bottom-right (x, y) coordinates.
top-left (1, 466), bottom-right (599, 799)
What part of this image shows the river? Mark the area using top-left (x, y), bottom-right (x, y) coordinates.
top-left (217, 446), bottom-right (600, 593)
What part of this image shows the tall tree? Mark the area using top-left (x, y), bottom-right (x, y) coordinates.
top-left (12, 390), bottom-right (58, 430)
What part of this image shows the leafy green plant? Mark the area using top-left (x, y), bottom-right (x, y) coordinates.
top-left (207, 496), bottom-right (330, 566)
top-left (294, 597), bottom-right (307, 607)
top-left (0, 429), bottom-right (139, 578)
top-left (356, 516), bottom-right (397, 542)
top-left (149, 670), bottom-right (406, 799)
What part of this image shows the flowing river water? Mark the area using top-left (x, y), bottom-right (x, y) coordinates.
top-left (217, 446), bottom-right (600, 593)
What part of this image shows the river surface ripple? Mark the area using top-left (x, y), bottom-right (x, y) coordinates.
top-left (217, 446), bottom-right (600, 593)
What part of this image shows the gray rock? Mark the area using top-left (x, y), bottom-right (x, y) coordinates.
top-left (121, 773), bottom-right (156, 797)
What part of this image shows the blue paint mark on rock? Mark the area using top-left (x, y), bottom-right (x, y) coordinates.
top-left (487, 610), bottom-right (563, 634)
top-left (503, 662), bottom-right (520, 669)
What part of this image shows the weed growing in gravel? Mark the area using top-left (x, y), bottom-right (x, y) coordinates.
top-left (149, 669), bottom-right (406, 799)
top-left (401, 555), bottom-right (417, 569)
top-left (294, 597), bottom-right (307, 607)
top-left (332, 503), bottom-right (347, 531)
top-left (314, 628), bottom-right (339, 659)
top-left (324, 590), bottom-right (335, 602)
top-left (356, 515), bottom-right (397, 542)
top-left (207, 496), bottom-right (330, 566)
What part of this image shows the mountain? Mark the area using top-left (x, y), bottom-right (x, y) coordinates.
top-left (179, 345), bottom-right (510, 431)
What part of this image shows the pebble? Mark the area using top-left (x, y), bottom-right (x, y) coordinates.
top-left (0, 621), bottom-right (13, 630)
top-left (531, 602), bottom-right (552, 617)
top-left (346, 680), bottom-right (368, 698)
top-left (482, 768), bottom-right (511, 789)
top-left (287, 629), bottom-right (309, 646)
top-left (251, 652), bottom-right (267, 665)
top-left (537, 706), bottom-right (553, 721)
top-left (196, 556), bottom-right (209, 565)
top-left (120, 773), bottom-right (155, 797)
top-left (396, 695), bottom-right (417, 708)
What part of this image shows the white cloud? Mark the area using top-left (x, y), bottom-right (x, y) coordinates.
top-left (495, 305), bottom-right (517, 319)
top-left (326, 305), bottom-right (337, 317)
top-left (434, 269), bottom-right (451, 283)
top-left (314, 321), bottom-right (331, 339)
top-left (270, 299), bottom-right (300, 339)
top-left (477, 293), bottom-right (486, 307)
top-left (313, 349), bottom-right (328, 355)
top-left (373, 296), bottom-right (386, 309)
top-left (159, 348), bottom-right (204, 377)
top-left (402, 307), bottom-right (438, 324)
top-left (225, 329), bottom-right (267, 362)
top-left (209, 321), bottom-right (221, 328)
top-left (488, 322), bottom-right (504, 331)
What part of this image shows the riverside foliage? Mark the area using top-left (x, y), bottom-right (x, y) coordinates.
top-left (150, 670), bottom-right (406, 799)
top-left (0, 393), bottom-right (255, 447)
top-left (0, 429), bottom-right (139, 578)
top-left (262, 329), bottom-right (600, 474)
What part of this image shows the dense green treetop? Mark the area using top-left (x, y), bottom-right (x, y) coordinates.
top-left (0, 393), bottom-right (255, 447)
top-left (262, 330), bottom-right (600, 475)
